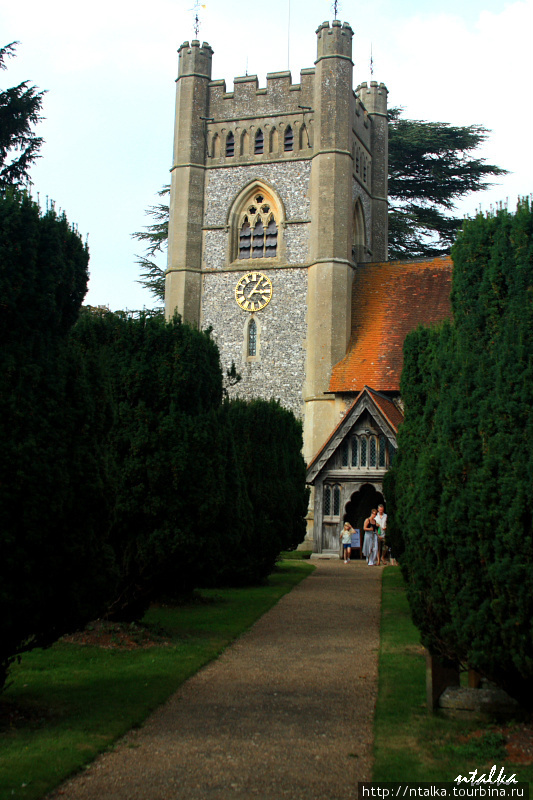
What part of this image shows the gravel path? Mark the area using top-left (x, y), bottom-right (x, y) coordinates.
top-left (49, 559), bottom-right (382, 800)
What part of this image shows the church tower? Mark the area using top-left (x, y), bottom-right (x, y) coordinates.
top-left (165, 21), bottom-right (388, 531)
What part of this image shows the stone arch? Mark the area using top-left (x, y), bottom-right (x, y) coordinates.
top-left (240, 129), bottom-right (249, 156)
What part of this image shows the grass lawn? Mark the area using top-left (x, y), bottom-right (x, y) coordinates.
top-left (0, 560), bottom-right (314, 800)
top-left (373, 567), bottom-right (533, 787)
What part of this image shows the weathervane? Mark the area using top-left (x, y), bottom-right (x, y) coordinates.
top-left (191, 0), bottom-right (206, 38)
top-left (332, 0), bottom-right (339, 21)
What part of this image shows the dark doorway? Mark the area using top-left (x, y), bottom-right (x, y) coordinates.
top-left (344, 484), bottom-right (384, 559)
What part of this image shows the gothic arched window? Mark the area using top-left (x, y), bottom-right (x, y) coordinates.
top-left (255, 129), bottom-right (264, 154)
top-left (237, 192), bottom-right (279, 260)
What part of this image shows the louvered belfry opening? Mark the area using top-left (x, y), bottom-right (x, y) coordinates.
top-left (265, 217), bottom-right (278, 257)
top-left (239, 217), bottom-right (251, 258)
top-left (226, 131), bottom-right (235, 157)
top-left (238, 193), bottom-right (278, 259)
top-left (254, 129), bottom-right (264, 154)
top-left (284, 125), bottom-right (293, 151)
top-left (252, 219), bottom-right (265, 258)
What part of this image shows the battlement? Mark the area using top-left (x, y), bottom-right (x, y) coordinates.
top-left (356, 81), bottom-right (388, 115)
top-left (315, 20), bottom-right (353, 62)
top-left (178, 40), bottom-right (214, 79)
top-left (208, 68), bottom-right (315, 120)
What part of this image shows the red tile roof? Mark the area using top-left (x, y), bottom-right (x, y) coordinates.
top-left (329, 256), bottom-right (453, 393)
top-left (366, 387), bottom-right (404, 431)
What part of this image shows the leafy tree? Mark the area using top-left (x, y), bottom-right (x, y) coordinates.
top-left (388, 108), bottom-right (507, 259)
top-left (0, 42), bottom-right (45, 187)
top-left (132, 185), bottom-right (168, 303)
top-left (385, 199), bottom-right (533, 708)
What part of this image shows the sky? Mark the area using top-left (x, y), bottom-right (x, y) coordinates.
top-left (1, 0), bottom-right (532, 311)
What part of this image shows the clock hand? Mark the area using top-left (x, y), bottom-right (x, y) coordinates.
top-left (248, 278), bottom-right (266, 297)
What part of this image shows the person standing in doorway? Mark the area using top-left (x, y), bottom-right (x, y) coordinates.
top-left (363, 509), bottom-right (379, 566)
top-left (340, 521), bottom-right (355, 563)
top-left (376, 503), bottom-right (388, 566)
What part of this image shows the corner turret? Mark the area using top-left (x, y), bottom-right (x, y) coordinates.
top-left (177, 40), bottom-right (213, 79)
top-left (356, 81), bottom-right (387, 116)
top-left (315, 20), bottom-right (354, 62)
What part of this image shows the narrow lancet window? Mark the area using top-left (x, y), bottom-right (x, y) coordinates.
top-left (254, 129), bottom-right (264, 154)
top-left (248, 318), bottom-right (257, 357)
top-left (284, 126), bottom-right (293, 151)
top-left (226, 131), bottom-right (235, 157)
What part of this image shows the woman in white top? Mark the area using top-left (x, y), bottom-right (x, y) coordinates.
top-left (375, 504), bottom-right (388, 566)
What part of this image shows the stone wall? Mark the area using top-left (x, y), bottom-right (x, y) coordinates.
top-left (201, 268), bottom-right (308, 419)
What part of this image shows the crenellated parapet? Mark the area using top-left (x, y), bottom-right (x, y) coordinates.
top-left (208, 68), bottom-right (315, 121)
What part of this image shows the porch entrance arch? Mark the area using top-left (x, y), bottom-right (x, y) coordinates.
top-left (344, 483), bottom-right (384, 537)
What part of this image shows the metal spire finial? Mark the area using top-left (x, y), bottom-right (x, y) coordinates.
top-left (332, 0), bottom-right (339, 21)
top-left (190, 1), bottom-right (206, 38)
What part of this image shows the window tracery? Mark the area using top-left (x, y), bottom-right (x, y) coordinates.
top-left (237, 193), bottom-right (278, 260)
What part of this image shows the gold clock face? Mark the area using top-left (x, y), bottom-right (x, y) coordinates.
top-left (235, 272), bottom-right (273, 312)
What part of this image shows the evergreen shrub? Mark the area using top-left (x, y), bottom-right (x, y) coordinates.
top-left (0, 191), bottom-right (113, 689)
top-left (384, 200), bottom-right (533, 707)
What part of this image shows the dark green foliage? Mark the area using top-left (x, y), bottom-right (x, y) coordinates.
top-left (216, 399), bottom-right (309, 584)
top-left (0, 191), bottom-right (113, 689)
top-left (385, 200), bottom-right (533, 707)
top-left (71, 311), bottom-right (224, 617)
top-left (0, 43), bottom-right (45, 187)
top-left (388, 109), bottom-right (507, 259)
